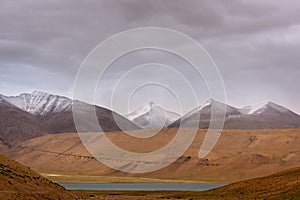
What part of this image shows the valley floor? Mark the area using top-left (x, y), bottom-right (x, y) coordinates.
top-left (41, 173), bottom-right (214, 184)
top-left (1, 129), bottom-right (300, 199)
top-left (5, 129), bottom-right (300, 184)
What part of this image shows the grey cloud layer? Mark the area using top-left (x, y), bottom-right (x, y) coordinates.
top-left (0, 0), bottom-right (299, 113)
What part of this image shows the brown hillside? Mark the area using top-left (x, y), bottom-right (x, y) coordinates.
top-left (3, 129), bottom-right (300, 183)
top-left (0, 154), bottom-right (74, 200)
top-left (201, 166), bottom-right (300, 199)
top-left (0, 101), bottom-right (47, 146)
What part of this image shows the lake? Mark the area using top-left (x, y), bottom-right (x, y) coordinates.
top-left (61, 183), bottom-right (225, 191)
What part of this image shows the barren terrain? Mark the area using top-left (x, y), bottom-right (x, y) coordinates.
top-left (3, 128), bottom-right (300, 183)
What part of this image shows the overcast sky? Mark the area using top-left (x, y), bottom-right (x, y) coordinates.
top-left (0, 0), bottom-right (299, 114)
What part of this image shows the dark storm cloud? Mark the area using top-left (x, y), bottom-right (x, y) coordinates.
top-left (0, 0), bottom-right (299, 113)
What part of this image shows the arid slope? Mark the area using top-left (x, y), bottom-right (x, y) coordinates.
top-left (3, 128), bottom-right (300, 183)
top-left (0, 154), bottom-right (74, 200)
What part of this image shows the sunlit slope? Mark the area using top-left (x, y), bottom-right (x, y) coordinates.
top-left (196, 166), bottom-right (300, 199)
top-left (0, 154), bottom-right (74, 199)
top-left (4, 128), bottom-right (300, 183)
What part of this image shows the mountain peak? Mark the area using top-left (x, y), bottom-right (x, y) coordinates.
top-left (205, 98), bottom-right (226, 105)
top-left (31, 90), bottom-right (51, 97)
top-left (125, 102), bottom-right (180, 128)
top-left (196, 98), bottom-right (227, 111)
top-left (266, 101), bottom-right (279, 107)
top-left (239, 101), bottom-right (269, 114)
top-left (254, 101), bottom-right (291, 114)
top-left (126, 102), bottom-right (162, 120)
top-left (18, 90), bottom-right (46, 96)
top-left (149, 101), bottom-right (155, 107)
top-left (32, 90), bottom-right (48, 94)
top-left (1, 91), bottom-right (72, 116)
top-left (206, 98), bottom-right (219, 103)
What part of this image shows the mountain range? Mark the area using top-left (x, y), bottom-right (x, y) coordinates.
top-left (168, 99), bottom-right (300, 129)
top-left (0, 91), bottom-right (140, 146)
top-left (123, 98), bottom-right (300, 130)
top-left (0, 91), bottom-right (299, 146)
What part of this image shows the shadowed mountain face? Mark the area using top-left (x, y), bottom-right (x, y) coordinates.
top-left (0, 154), bottom-right (74, 200)
top-left (0, 92), bottom-right (140, 146)
top-left (44, 103), bottom-right (141, 133)
top-left (169, 99), bottom-right (300, 129)
top-left (0, 100), bottom-right (47, 146)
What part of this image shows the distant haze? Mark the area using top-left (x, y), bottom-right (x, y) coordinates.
top-left (0, 0), bottom-right (299, 114)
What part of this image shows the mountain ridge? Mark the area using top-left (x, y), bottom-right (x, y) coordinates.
top-left (1, 91), bottom-right (300, 133)
top-left (168, 99), bottom-right (300, 129)
top-left (0, 91), bottom-right (72, 116)
top-left (0, 91), bottom-right (140, 146)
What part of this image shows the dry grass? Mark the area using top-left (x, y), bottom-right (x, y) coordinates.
top-left (0, 154), bottom-right (75, 200)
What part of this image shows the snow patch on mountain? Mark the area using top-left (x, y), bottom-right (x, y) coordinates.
top-left (253, 102), bottom-right (291, 114)
top-left (125, 102), bottom-right (180, 128)
top-left (1, 91), bottom-right (72, 116)
top-left (182, 98), bottom-right (213, 119)
top-left (126, 102), bottom-right (154, 121)
top-left (238, 101), bottom-right (269, 114)
top-left (183, 98), bottom-right (238, 119)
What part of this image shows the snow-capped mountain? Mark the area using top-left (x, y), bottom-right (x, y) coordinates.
top-left (125, 102), bottom-right (180, 129)
top-left (0, 91), bottom-right (141, 142)
top-left (237, 101), bottom-right (296, 116)
top-left (0, 91), bottom-right (72, 116)
top-left (238, 101), bottom-right (270, 114)
top-left (186, 98), bottom-right (242, 119)
top-left (169, 99), bottom-right (242, 128)
top-left (225, 101), bottom-right (300, 129)
top-left (169, 99), bottom-right (300, 129)
top-left (253, 102), bottom-right (293, 115)
top-left (1, 90), bottom-right (299, 138)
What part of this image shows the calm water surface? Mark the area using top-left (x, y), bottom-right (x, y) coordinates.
top-left (61, 183), bottom-right (225, 191)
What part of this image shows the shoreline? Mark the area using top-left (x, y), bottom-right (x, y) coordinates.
top-left (40, 172), bottom-right (225, 184)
